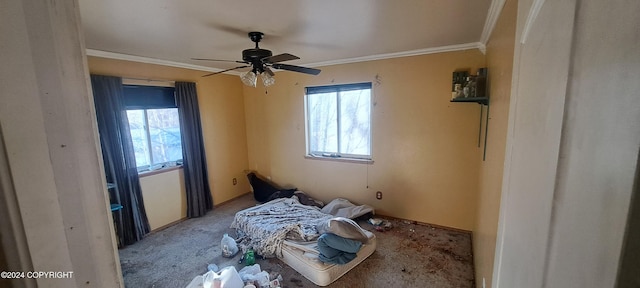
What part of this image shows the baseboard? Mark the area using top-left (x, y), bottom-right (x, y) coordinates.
top-left (213, 191), bottom-right (252, 207)
top-left (148, 192), bottom-right (253, 233)
top-left (373, 214), bottom-right (472, 234)
top-left (150, 218), bottom-right (187, 233)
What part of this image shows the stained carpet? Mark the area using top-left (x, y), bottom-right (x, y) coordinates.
top-left (119, 193), bottom-right (475, 287)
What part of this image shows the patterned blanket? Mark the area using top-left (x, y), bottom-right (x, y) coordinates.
top-left (231, 197), bottom-right (332, 258)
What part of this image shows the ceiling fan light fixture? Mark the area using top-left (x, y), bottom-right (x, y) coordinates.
top-left (194, 32), bottom-right (321, 81)
top-left (240, 71), bottom-right (257, 87)
top-left (261, 72), bottom-right (276, 87)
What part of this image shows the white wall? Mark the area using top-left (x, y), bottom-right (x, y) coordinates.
top-left (542, 0), bottom-right (640, 286)
top-left (0, 1), bottom-right (121, 287)
top-left (494, 0), bottom-right (640, 287)
top-left (493, 0), bottom-right (577, 285)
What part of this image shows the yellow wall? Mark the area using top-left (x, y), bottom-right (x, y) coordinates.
top-left (88, 57), bottom-right (251, 229)
top-left (244, 50), bottom-right (486, 230)
top-left (139, 169), bottom-right (186, 230)
top-left (472, 0), bottom-right (517, 286)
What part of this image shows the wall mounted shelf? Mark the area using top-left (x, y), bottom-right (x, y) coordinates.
top-left (450, 97), bottom-right (489, 105)
top-left (450, 68), bottom-right (490, 161)
top-left (451, 97), bottom-right (490, 161)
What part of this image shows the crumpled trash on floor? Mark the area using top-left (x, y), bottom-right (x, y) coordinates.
top-left (207, 263), bottom-right (219, 273)
top-left (238, 263), bottom-right (282, 288)
top-left (368, 218), bottom-right (392, 232)
top-left (186, 265), bottom-right (243, 288)
top-left (187, 263), bottom-right (283, 288)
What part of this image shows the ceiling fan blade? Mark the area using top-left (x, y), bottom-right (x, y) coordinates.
top-left (192, 58), bottom-right (248, 64)
top-left (262, 53), bottom-right (300, 64)
top-left (264, 67), bottom-right (275, 77)
top-left (201, 65), bottom-right (250, 77)
top-left (271, 63), bottom-right (321, 75)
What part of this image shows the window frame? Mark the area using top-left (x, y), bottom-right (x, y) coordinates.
top-left (126, 108), bottom-right (183, 173)
top-left (123, 84), bottom-right (183, 173)
top-left (304, 82), bottom-right (373, 162)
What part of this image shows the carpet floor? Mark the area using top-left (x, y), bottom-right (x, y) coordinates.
top-left (119, 193), bottom-right (475, 287)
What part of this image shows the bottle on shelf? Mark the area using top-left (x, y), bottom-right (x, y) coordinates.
top-left (452, 71), bottom-right (469, 99)
top-left (462, 76), bottom-right (478, 98)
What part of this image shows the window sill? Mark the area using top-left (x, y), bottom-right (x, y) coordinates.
top-left (304, 155), bottom-right (374, 164)
top-left (139, 165), bottom-right (182, 178)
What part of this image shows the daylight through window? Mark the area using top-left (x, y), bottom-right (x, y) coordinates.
top-left (124, 85), bottom-right (182, 171)
top-left (305, 82), bottom-right (372, 160)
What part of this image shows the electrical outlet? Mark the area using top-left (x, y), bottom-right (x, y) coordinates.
top-left (376, 191), bottom-right (383, 200)
top-left (232, 178), bottom-right (237, 185)
top-left (483, 277), bottom-right (486, 288)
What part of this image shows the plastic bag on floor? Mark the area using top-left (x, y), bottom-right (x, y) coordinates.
top-left (253, 271), bottom-right (270, 288)
top-left (185, 275), bottom-right (204, 288)
top-left (238, 264), bottom-right (261, 282)
top-left (202, 266), bottom-right (243, 288)
top-left (237, 264), bottom-right (270, 287)
top-left (221, 233), bottom-right (239, 258)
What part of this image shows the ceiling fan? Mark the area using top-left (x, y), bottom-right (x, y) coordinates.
top-left (192, 32), bottom-right (321, 87)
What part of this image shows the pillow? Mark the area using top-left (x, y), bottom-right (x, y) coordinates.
top-left (321, 198), bottom-right (374, 219)
top-left (317, 217), bottom-right (369, 243)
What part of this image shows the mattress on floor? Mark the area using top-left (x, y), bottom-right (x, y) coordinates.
top-left (279, 230), bottom-right (376, 286)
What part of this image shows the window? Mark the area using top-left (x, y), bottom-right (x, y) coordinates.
top-left (305, 82), bottom-right (372, 160)
top-left (124, 85), bottom-right (182, 171)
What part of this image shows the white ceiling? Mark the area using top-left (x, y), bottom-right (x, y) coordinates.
top-left (79, 0), bottom-right (495, 74)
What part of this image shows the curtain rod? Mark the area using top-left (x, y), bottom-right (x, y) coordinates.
top-left (123, 77), bottom-right (176, 87)
top-left (123, 77), bottom-right (175, 83)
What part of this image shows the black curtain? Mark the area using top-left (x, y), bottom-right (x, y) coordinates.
top-left (91, 75), bottom-right (150, 246)
top-left (175, 82), bottom-right (213, 217)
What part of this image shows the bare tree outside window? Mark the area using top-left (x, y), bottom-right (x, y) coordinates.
top-left (147, 109), bottom-right (182, 164)
top-left (306, 83), bottom-right (372, 159)
top-left (308, 92), bottom-right (338, 153)
top-left (126, 108), bottom-right (182, 171)
top-left (340, 89), bottom-right (371, 155)
top-left (127, 109), bottom-right (150, 167)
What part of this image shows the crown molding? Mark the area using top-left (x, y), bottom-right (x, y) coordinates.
top-left (479, 0), bottom-right (507, 47)
top-left (521, 0), bottom-right (546, 44)
top-left (85, 49), bottom-right (235, 74)
top-left (302, 42), bottom-right (484, 68)
top-left (87, 42), bottom-right (484, 75)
